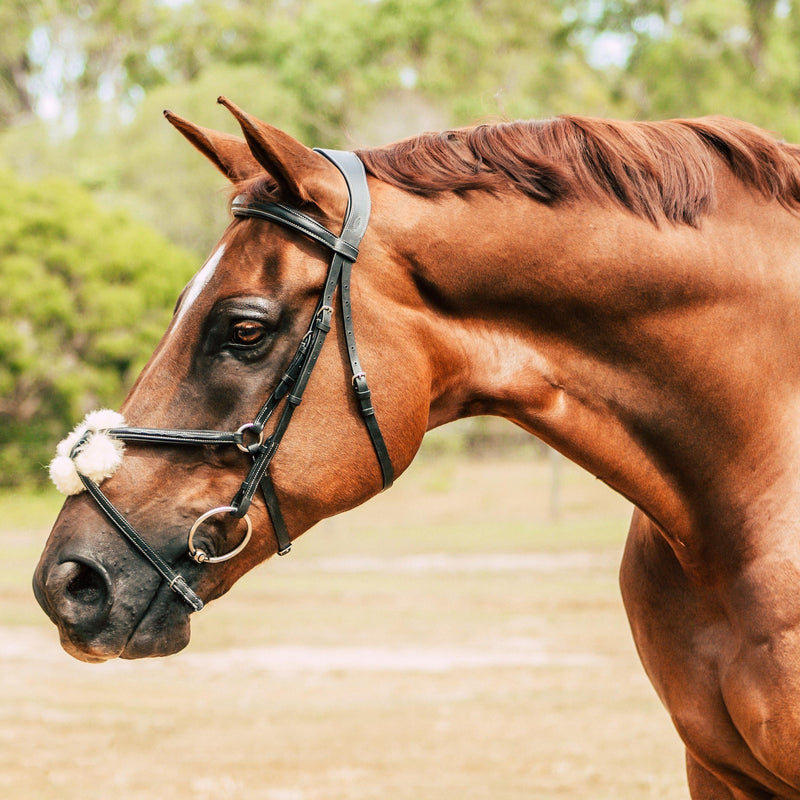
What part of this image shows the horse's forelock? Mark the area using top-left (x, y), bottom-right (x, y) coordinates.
top-left (229, 174), bottom-right (282, 207)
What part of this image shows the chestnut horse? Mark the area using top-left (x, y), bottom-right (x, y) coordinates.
top-left (34, 98), bottom-right (800, 798)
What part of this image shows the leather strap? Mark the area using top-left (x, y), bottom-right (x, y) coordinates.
top-left (318, 149), bottom-right (393, 489)
top-left (78, 472), bottom-right (204, 611)
top-left (257, 471), bottom-right (292, 556)
top-left (339, 256), bottom-right (394, 490)
top-left (229, 199), bottom-right (360, 261)
top-left (108, 427), bottom-right (241, 447)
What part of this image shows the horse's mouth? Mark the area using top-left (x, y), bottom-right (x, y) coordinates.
top-left (48, 578), bottom-right (195, 663)
top-left (119, 584), bottom-right (194, 660)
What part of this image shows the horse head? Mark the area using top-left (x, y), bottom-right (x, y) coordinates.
top-left (33, 98), bottom-right (431, 661)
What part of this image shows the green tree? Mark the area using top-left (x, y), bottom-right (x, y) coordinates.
top-left (594, 0), bottom-right (800, 137)
top-left (0, 0), bottom-right (185, 131)
top-left (0, 169), bottom-right (195, 486)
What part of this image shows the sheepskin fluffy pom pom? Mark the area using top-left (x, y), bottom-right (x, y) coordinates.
top-left (49, 409), bottom-right (126, 495)
top-left (73, 432), bottom-right (125, 482)
top-left (49, 455), bottom-right (85, 496)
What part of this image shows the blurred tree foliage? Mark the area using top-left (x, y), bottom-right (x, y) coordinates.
top-left (6, 1), bottom-right (800, 140)
top-left (0, 169), bottom-right (194, 485)
top-left (594, 0), bottom-right (800, 132)
top-left (3, 0), bottom-right (800, 484)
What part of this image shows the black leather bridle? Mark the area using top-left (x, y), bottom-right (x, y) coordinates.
top-left (68, 150), bottom-right (394, 612)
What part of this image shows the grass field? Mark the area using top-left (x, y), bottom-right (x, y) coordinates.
top-left (0, 447), bottom-right (688, 799)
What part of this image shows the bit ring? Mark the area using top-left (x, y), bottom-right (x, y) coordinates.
top-left (188, 506), bottom-right (253, 564)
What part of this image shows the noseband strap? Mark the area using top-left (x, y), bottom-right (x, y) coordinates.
top-left (65, 149), bottom-right (394, 610)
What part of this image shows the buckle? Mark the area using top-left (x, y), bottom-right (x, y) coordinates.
top-left (315, 305), bottom-right (333, 332)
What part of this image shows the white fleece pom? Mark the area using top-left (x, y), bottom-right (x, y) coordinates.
top-left (49, 409), bottom-right (127, 495)
top-left (73, 432), bottom-right (125, 482)
top-left (49, 455), bottom-right (86, 495)
top-left (83, 409), bottom-right (126, 431)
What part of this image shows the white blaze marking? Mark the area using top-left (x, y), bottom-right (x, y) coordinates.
top-left (173, 243), bottom-right (226, 329)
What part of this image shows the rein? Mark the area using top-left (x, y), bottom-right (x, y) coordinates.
top-left (64, 149), bottom-right (394, 612)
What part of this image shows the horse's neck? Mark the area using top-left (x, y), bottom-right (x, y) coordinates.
top-left (387, 186), bottom-right (800, 562)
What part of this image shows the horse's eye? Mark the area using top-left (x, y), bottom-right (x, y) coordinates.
top-left (230, 320), bottom-right (266, 347)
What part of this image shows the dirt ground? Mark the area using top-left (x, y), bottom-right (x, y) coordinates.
top-left (1, 454), bottom-right (687, 799)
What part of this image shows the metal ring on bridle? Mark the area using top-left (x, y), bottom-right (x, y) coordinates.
top-left (188, 505), bottom-right (253, 564)
top-left (236, 422), bottom-right (265, 454)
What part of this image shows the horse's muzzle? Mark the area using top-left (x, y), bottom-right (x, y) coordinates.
top-left (33, 553), bottom-right (120, 661)
top-left (32, 520), bottom-right (194, 663)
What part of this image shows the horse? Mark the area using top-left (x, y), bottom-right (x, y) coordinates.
top-left (33, 97), bottom-right (800, 798)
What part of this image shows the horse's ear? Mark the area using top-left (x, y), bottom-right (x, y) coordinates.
top-left (163, 109), bottom-right (263, 182)
top-left (216, 96), bottom-right (345, 213)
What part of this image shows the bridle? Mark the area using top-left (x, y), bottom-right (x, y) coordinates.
top-left (66, 149), bottom-right (394, 612)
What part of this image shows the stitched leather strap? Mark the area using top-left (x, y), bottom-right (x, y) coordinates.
top-left (231, 199), bottom-right (360, 261)
top-left (78, 473), bottom-right (204, 611)
top-left (339, 257), bottom-right (394, 490)
top-left (232, 149), bottom-right (394, 544)
top-left (110, 427), bottom-right (241, 447)
top-left (258, 471), bottom-right (292, 555)
top-left (318, 149), bottom-right (393, 489)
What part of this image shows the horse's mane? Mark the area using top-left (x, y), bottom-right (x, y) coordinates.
top-left (355, 116), bottom-right (800, 226)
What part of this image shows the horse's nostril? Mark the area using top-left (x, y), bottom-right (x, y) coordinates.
top-left (43, 559), bottom-right (113, 628)
top-left (66, 562), bottom-right (106, 606)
